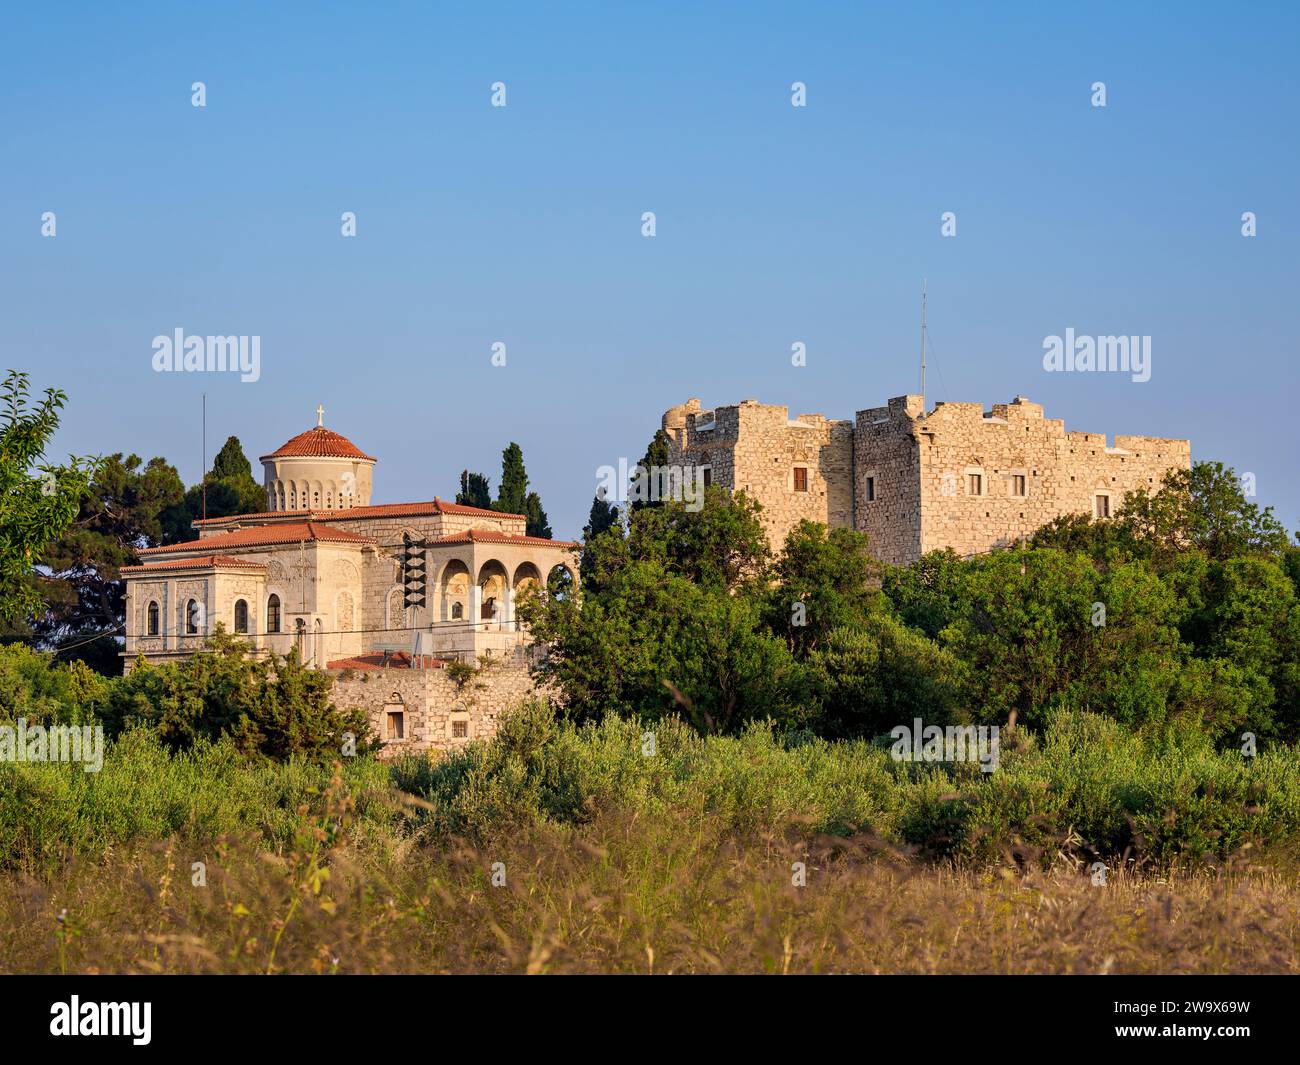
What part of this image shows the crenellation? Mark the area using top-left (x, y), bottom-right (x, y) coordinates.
top-left (666, 398), bottom-right (854, 552)
top-left (666, 393), bottom-right (1190, 566)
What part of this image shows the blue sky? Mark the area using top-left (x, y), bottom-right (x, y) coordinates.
top-left (3, 1), bottom-right (1297, 538)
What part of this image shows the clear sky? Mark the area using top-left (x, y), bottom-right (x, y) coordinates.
top-left (3, 1), bottom-right (1297, 539)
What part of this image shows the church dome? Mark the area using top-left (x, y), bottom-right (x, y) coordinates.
top-left (260, 425), bottom-right (376, 463)
top-left (260, 408), bottom-right (377, 512)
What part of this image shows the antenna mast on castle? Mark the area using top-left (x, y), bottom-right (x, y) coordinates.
top-left (919, 279), bottom-right (928, 404)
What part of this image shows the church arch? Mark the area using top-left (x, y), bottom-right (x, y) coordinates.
top-left (439, 560), bottom-right (471, 623)
top-left (385, 586), bottom-right (405, 630)
top-left (547, 563), bottom-right (576, 601)
top-left (335, 590), bottom-right (355, 635)
top-left (477, 560), bottom-right (509, 623)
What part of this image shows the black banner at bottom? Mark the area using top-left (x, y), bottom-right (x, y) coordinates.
top-left (1, 974), bottom-right (1288, 1052)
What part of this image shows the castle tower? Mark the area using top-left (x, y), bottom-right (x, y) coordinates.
top-left (259, 405), bottom-right (377, 512)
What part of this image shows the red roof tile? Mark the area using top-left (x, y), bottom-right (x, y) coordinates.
top-left (139, 521), bottom-right (375, 555)
top-left (429, 529), bottom-right (577, 548)
top-left (121, 555), bottom-right (268, 573)
top-left (327, 651), bottom-right (447, 670)
top-left (193, 498), bottom-right (521, 526)
top-left (260, 426), bottom-right (377, 462)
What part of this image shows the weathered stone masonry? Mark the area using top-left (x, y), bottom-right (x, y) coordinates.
top-left (665, 393), bottom-right (1190, 566)
top-left (328, 651), bottom-right (545, 756)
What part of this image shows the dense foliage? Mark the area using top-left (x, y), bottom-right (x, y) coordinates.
top-left (0, 631), bottom-right (372, 763)
top-left (3, 700), bottom-right (1297, 878)
top-left (0, 371), bottom-right (97, 627)
top-left (522, 462), bottom-right (1300, 747)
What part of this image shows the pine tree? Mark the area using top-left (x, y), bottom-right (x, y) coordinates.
top-left (580, 491), bottom-right (621, 575)
top-left (162, 436), bottom-right (264, 541)
top-left (524, 491), bottom-right (552, 539)
top-left (211, 436), bottom-right (254, 482)
top-left (457, 470), bottom-right (492, 509)
top-left (494, 442), bottom-right (530, 517)
top-left (491, 443), bottom-right (551, 538)
top-left (630, 428), bottom-right (672, 512)
top-left (583, 492), bottom-right (619, 541)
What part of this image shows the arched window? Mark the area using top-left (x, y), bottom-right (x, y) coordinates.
top-left (451, 601), bottom-right (463, 620)
top-left (147, 601), bottom-right (159, 636)
top-left (325, 491), bottom-right (333, 509)
top-left (482, 595), bottom-right (496, 621)
top-left (233, 599), bottom-right (249, 634)
top-left (267, 594), bottom-right (281, 633)
top-left (294, 617), bottom-right (306, 656)
top-left (289, 488), bottom-right (297, 509)
top-left (186, 599), bottom-right (200, 634)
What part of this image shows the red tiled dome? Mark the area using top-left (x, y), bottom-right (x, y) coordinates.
top-left (260, 426), bottom-right (376, 463)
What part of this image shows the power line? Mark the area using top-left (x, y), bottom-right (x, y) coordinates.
top-left (126, 617), bottom-right (554, 641)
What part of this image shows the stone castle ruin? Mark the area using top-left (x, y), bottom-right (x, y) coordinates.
top-left (663, 394), bottom-right (1190, 564)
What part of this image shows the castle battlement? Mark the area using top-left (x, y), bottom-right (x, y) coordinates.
top-left (665, 393), bottom-right (1191, 564)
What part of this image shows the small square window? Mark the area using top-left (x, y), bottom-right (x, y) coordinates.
top-left (452, 720), bottom-right (468, 739)
top-left (793, 467), bottom-right (808, 492)
top-left (865, 476), bottom-right (876, 502)
top-left (385, 710), bottom-right (405, 741)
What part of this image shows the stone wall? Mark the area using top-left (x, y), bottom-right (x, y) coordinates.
top-left (664, 398), bottom-right (854, 555)
top-left (667, 393), bottom-right (1191, 567)
top-left (909, 395), bottom-right (1190, 561)
top-left (854, 395), bottom-right (925, 565)
top-left (329, 649), bottom-right (543, 755)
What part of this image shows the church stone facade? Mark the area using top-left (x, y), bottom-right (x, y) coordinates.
top-left (120, 412), bottom-right (578, 753)
top-left (663, 394), bottom-right (1190, 565)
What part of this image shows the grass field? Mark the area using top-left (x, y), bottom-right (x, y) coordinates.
top-left (2, 706), bottom-right (1297, 974)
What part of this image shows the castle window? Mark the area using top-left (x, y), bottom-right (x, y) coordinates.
top-left (185, 599), bottom-right (200, 634)
top-left (234, 599), bottom-right (249, 634)
top-left (702, 466), bottom-right (712, 489)
top-left (865, 476), bottom-right (876, 502)
top-left (147, 601), bottom-right (159, 636)
top-left (451, 601), bottom-right (464, 620)
top-left (482, 596), bottom-right (496, 621)
top-left (452, 720), bottom-right (468, 739)
top-left (385, 709), bottom-right (405, 741)
top-left (1094, 494), bottom-right (1111, 519)
top-left (968, 474), bottom-right (983, 497)
top-left (267, 594), bottom-right (281, 633)
top-left (1011, 474), bottom-right (1027, 497)
top-left (793, 467), bottom-right (808, 492)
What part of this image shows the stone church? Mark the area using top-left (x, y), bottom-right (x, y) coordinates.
top-left (120, 410), bottom-right (578, 749)
top-left (663, 393), bottom-right (1191, 565)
